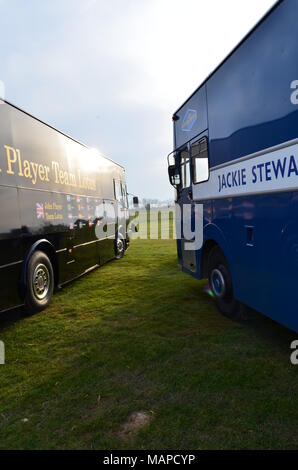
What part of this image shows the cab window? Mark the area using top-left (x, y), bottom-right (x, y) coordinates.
top-left (191, 137), bottom-right (209, 184)
top-left (180, 149), bottom-right (191, 188)
top-left (114, 180), bottom-right (122, 203)
top-left (114, 179), bottom-right (128, 207)
top-left (121, 182), bottom-right (128, 208)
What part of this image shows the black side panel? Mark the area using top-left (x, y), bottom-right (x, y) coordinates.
top-left (0, 186), bottom-right (22, 310)
top-left (0, 100), bottom-right (127, 311)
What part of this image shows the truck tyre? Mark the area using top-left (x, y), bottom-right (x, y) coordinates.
top-left (207, 246), bottom-right (246, 321)
top-left (115, 232), bottom-right (125, 259)
top-left (25, 251), bottom-right (54, 313)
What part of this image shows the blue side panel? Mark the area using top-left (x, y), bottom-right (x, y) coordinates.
top-left (173, 0), bottom-right (298, 332)
top-left (221, 191), bottom-right (298, 332)
top-left (207, 0), bottom-right (298, 168)
top-left (174, 86), bottom-right (207, 149)
top-left (204, 0), bottom-right (298, 331)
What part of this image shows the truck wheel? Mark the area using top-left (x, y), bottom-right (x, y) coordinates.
top-left (25, 251), bottom-right (54, 313)
top-left (207, 246), bottom-right (246, 321)
top-left (115, 233), bottom-right (125, 259)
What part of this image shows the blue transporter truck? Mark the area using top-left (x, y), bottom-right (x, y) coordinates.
top-left (168, 0), bottom-right (298, 332)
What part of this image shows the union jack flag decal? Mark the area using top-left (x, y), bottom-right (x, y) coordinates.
top-left (36, 203), bottom-right (45, 219)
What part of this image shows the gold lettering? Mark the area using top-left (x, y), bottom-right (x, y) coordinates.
top-left (44, 166), bottom-right (50, 182)
top-left (16, 149), bottom-right (23, 176)
top-left (69, 173), bottom-right (76, 186)
top-left (4, 145), bottom-right (17, 175)
top-left (52, 161), bottom-right (60, 183)
top-left (3, 148), bottom-right (96, 191)
top-left (77, 169), bottom-right (96, 191)
top-left (53, 202), bottom-right (62, 211)
top-left (51, 161), bottom-right (77, 187)
top-left (30, 161), bottom-right (38, 185)
top-left (38, 165), bottom-right (45, 181)
top-left (23, 160), bottom-right (32, 179)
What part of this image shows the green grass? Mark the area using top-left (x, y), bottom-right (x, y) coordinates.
top-left (0, 238), bottom-right (298, 449)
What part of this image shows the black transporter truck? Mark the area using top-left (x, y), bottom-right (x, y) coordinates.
top-left (0, 99), bottom-right (131, 314)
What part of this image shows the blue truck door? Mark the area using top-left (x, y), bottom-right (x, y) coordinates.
top-left (173, 85), bottom-right (208, 273)
top-left (176, 146), bottom-right (197, 272)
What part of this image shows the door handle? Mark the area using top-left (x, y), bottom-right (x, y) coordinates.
top-left (245, 226), bottom-right (254, 247)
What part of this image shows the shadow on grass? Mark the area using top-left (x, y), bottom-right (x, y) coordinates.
top-left (1, 240), bottom-right (298, 449)
top-left (243, 308), bottom-right (297, 353)
top-left (0, 306), bottom-right (26, 331)
top-left (181, 272), bottom-right (296, 355)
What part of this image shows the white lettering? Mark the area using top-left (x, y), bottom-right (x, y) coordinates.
top-left (291, 80), bottom-right (298, 105)
top-left (290, 340), bottom-right (298, 365)
top-left (0, 341), bottom-right (4, 365)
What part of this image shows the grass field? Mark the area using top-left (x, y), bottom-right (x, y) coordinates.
top-left (1, 237), bottom-right (298, 450)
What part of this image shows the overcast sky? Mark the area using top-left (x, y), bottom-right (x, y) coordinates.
top-left (0, 0), bottom-right (275, 200)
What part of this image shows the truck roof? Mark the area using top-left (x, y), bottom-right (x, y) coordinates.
top-left (2, 98), bottom-right (125, 170)
top-left (173, 0), bottom-right (282, 115)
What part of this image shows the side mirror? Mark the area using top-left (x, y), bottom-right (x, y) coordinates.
top-left (129, 222), bottom-right (138, 233)
top-left (168, 165), bottom-right (181, 187)
top-left (133, 196), bottom-right (139, 208)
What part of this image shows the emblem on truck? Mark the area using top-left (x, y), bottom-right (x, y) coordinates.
top-left (181, 109), bottom-right (197, 132)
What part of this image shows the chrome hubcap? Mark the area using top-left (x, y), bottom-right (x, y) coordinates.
top-left (117, 238), bottom-right (124, 255)
top-left (211, 268), bottom-right (226, 299)
top-left (33, 263), bottom-right (50, 300)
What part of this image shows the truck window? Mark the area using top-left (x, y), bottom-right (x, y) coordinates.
top-left (191, 137), bottom-right (209, 184)
top-left (180, 149), bottom-right (191, 188)
top-left (114, 179), bottom-right (122, 202)
top-left (121, 182), bottom-right (129, 208)
top-left (114, 179), bottom-right (128, 207)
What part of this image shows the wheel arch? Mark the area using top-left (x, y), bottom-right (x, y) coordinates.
top-left (116, 223), bottom-right (128, 250)
top-left (117, 223), bottom-right (126, 239)
top-left (200, 223), bottom-right (232, 279)
top-left (21, 239), bottom-right (59, 296)
top-left (201, 239), bottom-right (219, 278)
